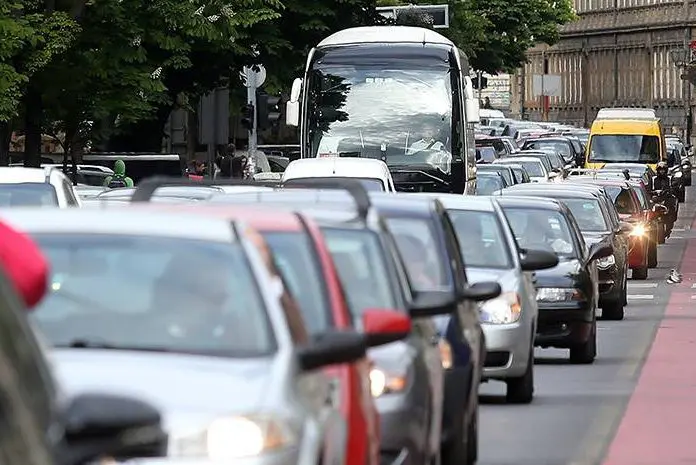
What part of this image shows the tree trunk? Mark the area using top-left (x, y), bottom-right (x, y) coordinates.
top-left (0, 122), bottom-right (11, 166)
top-left (107, 105), bottom-right (172, 152)
top-left (23, 86), bottom-right (43, 167)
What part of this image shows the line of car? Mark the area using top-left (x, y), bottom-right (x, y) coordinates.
top-left (0, 136), bottom-right (687, 465)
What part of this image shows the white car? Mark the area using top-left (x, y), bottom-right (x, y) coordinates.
top-left (493, 157), bottom-right (551, 183)
top-left (281, 157), bottom-right (396, 192)
top-left (0, 167), bottom-right (81, 207)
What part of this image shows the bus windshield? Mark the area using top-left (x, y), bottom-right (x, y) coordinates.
top-left (306, 61), bottom-right (454, 176)
top-left (588, 135), bottom-right (660, 163)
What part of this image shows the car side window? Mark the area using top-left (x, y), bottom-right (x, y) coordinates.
top-left (440, 211), bottom-right (469, 287)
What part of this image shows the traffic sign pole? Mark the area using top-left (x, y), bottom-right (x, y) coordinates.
top-left (241, 65), bottom-right (266, 176)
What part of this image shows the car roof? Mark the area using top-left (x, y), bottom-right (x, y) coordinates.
top-left (497, 156), bottom-right (543, 164)
top-left (407, 193), bottom-right (497, 212)
top-left (367, 192), bottom-right (437, 218)
top-left (502, 184), bottom-right (602, 199)
top-left (523, 137), bottom-right (571, 143)
top-left (284, 157), bottom-right (389, 176)
top-left (0, 208), bottom-right (238, 242)
top-left (495, 196), bottom-right (565, 211)
top-left (0, 167), bottom-right (53, 183)
top-left (477, 164), bottom-right (511, 170)
top-left (129, 204), bottom-right (305, 232)
top-left (318, 26), bottom-right (454, 47)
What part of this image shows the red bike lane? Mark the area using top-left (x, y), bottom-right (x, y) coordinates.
top-left (604, 221), bottom-right (696, 464)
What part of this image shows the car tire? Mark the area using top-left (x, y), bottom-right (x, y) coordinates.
top-left (678, 189), bottom-right (686, 203)
top-left (602, 301), bottom-right (624, 320)
top-left (506, 347), bottom-right (534, 404)
top-left (685, 176), bottom-right (692, 187)
top-left (632, 266), bottom-right (648, 280)
top-left (648, 238), bottom-right (658, 268)
top-left (569, 323), bottom-right (596, 364)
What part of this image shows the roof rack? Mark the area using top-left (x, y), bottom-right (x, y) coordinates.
top-left (130, 176), bottom-right (371, 219)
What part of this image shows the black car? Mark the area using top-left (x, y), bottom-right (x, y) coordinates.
top-left (367, 192), bottom-right (501, 465)
top-left (476, 164), bottom-right (517, 186)
top-left (498, 183), bottom-right (630, 320)
top-left (496, 197), bottom-right (611, 363)
top-left (476, 171), bottom-right (508, 195)
top-left (521, 136), bottom-right (583, 167)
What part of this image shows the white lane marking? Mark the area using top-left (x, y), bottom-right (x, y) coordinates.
top-left (691, 295), bottom-right (696, 300)
top-left (627, 294), bottom-right (654, 300)
top-left (673, 228), bottom-right (686, 231)
top-left (691, 283), bottom-right (696, 288)
top-left (628, 282), bottom-right (658, 288)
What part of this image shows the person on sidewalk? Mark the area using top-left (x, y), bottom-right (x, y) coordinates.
top-left (103, 159), bottom-right (134, 188)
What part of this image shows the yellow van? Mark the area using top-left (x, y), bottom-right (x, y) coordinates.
top-left (585, 108), bottom-right (666, 171)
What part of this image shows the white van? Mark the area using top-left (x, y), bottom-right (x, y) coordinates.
top-left (281, 157), bottom-right (396, 192)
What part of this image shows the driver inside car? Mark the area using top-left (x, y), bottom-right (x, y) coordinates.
top-left (407, 122), bottom-right (449, 155)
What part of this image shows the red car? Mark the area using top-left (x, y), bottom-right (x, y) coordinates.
top-left (589, 179), bottom-right (650, 278)
top-left (146, 204), bottom-right (405, 465)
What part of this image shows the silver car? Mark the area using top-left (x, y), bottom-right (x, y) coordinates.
top-left (420, 195), bottom-right (558, 403)
top-left (3, 208), bottom-right (366, 465)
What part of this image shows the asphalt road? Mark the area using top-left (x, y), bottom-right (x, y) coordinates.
top-left (477, 181), bottom-right (696, 465)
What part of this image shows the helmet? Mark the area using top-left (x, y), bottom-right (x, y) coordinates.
top-left (656, 161), bottom-right (668, 175)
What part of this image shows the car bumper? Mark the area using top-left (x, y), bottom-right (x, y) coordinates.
top-left (481, 321), bottom-right (531, 379)
top-left (535, 301), bottom-right (593, 349)
top-left (375, 394), bottom-right (428, 465)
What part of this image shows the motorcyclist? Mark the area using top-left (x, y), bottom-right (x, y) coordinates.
top-left (652, 161), bottom-right (677, 237)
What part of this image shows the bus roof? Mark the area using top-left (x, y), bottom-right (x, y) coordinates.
top-left (318, 26), bottom-right (454, 48)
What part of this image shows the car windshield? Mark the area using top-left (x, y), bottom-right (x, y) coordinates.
top-left (262, 232), bottom-right (331, 334)
top-left (559, 198), bottom-right (608, 232)
top-left (524, 140), bottom-right (571, 157)
top-left (476, 146), bottom-right (497, 163)
top-left (321, 228), bottom-right (396, 319)
top-left (588, 135), bottom-right (660, 163)
top-left (448, 210), bottom-right (513, 269)
top-left (476, 175), bottom-right (505, 195)
top-left (0, 183), bottom-right (58, 207)
top-left (284, 176), bottom-right (385, 192)
top-left (306, 63), bottom-right (453, 175)
top-left (601, 186), bottom-right (637, 214)
top-left (385, 217), bottom-right (449, 291)
top-left (512, 161), bottom-right (544, 177)
top-left (31, 234), bottom-right (274, 356)
top-left (503, 208), bottom-right (577, 258)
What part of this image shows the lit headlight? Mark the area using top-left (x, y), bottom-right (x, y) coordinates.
top-left (478, 291), bottom-right (522, 324)
top-left (597, 254), bottom-right (616, 268)
top-left (629, 224), bottom-right (646, 237)
top-left (369, 368), bottom-right (408, 397)
top-left (675, 171), bottom-right (683, 178)
top-left (536, 287), bottom-right (584, 302)
top-left (171, 415), bottom-right (298, 459)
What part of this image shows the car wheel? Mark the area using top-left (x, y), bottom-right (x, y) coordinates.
top-left (685, 176), bottom-right (692, 187)
top-left (648, 237), bottom-right (658, 268)
top-left (657, 223), bottom-right (666, 244)
top-left (632, 266), bottom-right (648, 280)
top-left (506, 346), bottom-right (534, 404)
top-left (602, 301), bottom-right (624, 321)
top-left (569, 322), bottom-right (596, 364)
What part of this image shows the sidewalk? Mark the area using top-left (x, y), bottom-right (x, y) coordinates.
top-left (603, 219), bottom-right (696, 464)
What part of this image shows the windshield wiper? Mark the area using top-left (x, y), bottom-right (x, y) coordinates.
top-left (58, 339), bottom-right (174, 353)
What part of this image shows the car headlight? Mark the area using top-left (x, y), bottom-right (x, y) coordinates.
top-left (674, 171), bottom-right (683, 178)
top-left (171, 415), bottom-right (298, 459)
top-left (478, 291), bottom-right (522, 324)
top-left (536, 287), bottom-right (584, 302)
top-left (369, 368), bottom-right (408, 397)
top-left (629, 224), bottom-right (646, 237)
top-left (597, 254), bottom-right (616, 268)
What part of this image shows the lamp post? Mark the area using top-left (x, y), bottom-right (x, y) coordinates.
top-left (670, 44), bottom-right (695, 143)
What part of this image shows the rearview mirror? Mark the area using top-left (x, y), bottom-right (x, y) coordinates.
top-left (286, 78), bottom-right (302, 127)
top-left (461, 281), bottom-right (501, 302)
top-left (408, 290), bottom-right (457, 318)
top-left (519, 248), bottom-right (559, 271)
top-left (298, 330), bottom-right (366, 371)
top-left (362, 308), bottom-right (411, 347)
top-left (61, 393), bottom-right (167, 465)
top-left (588, 242), bottom-right (613, 262)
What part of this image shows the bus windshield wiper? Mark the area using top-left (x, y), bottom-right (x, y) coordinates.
top-left (390, 168), bottom-right (449, 187)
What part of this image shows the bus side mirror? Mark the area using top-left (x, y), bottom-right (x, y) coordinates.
top-left (286, 78), bottom-right (302, 127)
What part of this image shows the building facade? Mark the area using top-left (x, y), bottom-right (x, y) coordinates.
top-left (510, 0), bottom-right (694, 135)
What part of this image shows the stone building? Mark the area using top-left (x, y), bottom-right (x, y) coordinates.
top-left (509, 0), bottom-right (694, 136)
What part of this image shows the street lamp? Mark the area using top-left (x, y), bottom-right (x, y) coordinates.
top-left (670, 45), bottom-right (696, 143)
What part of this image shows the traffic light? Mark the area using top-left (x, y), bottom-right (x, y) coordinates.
top-left (256, 90), bottom-right (282, 130)
top-left (240, 103), bottom-right (254, 130)
top-left (472, 75), bottom-right (488, 90)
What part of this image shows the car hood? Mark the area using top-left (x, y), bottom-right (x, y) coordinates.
top-left (51, 349), bottom-right (277, 430)
top-left (582, 231), bottom-right (610, 248)
top-left (466, 267), bottom-right (519, 293)
top-left (534, 258), bottom-right (583, 288)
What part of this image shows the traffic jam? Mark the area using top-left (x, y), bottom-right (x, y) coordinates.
top-left (0, 26), bottom-right (692, 465)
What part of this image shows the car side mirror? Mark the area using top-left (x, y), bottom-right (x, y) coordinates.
top-left (519, 248), bottom-right (559, 271)
top-left (461, 281), bottom-right (501, 302)
top-left (60, 393), bottom-right (167, 465)
top-left (298, 330), bottom-right (367, 371)
top-left (408, 290), bottom-right (457, 318)
top-left (361, 308), bottom-right (411, 347)
top-left (588, 242), bottom-right (613, 262)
